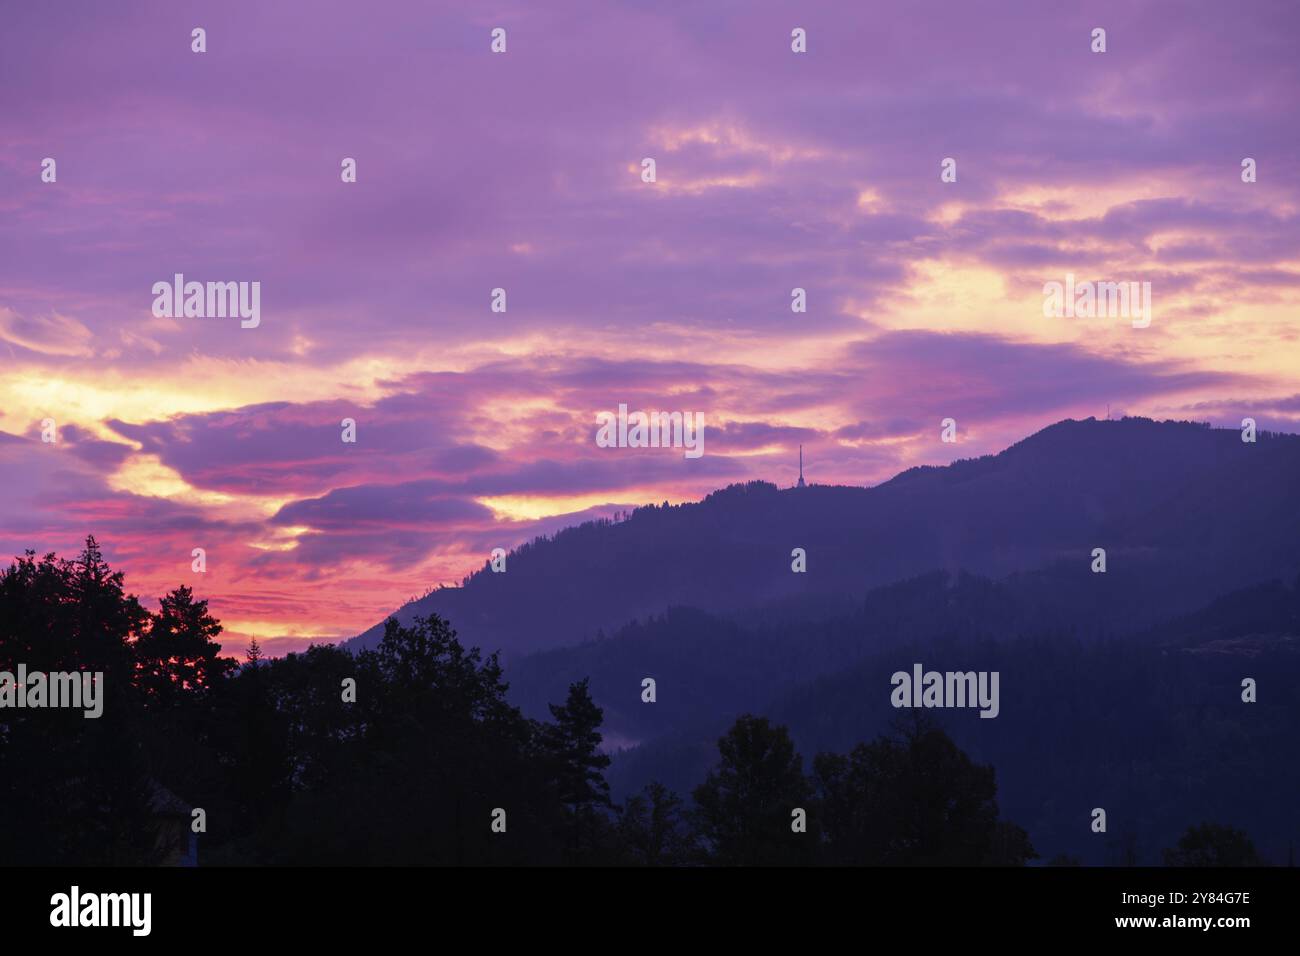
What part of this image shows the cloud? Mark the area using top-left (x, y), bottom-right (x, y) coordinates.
top-left (0, 308), bottom-right (95, 357)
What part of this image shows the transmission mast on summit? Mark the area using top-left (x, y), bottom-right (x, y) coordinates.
top-left (797, 445), bottom-right (806, 488)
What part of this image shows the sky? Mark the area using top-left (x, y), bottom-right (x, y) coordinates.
top-left (2, 0), bottom-right (1298, 654)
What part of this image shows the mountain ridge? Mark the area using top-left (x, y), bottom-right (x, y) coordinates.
top-left (344, 416), bottom-right (1300, 659)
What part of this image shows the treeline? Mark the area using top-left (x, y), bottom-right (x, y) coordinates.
top-left (0, 539), bottom-right (1262, 866)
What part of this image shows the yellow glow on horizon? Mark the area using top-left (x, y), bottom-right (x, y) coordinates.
top-left (216, 619), bottom-right (344, 641)
top-left (478, 487), bottom-right (690, 522)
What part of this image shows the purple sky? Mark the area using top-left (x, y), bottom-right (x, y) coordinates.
top-left (2, 0), bottom-right (1298, 651)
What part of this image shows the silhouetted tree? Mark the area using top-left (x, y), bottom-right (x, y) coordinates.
top-left (0, 541), bottom-right (157, 864)
top-left (234, 616), bottom-right (570, 865)
top-left (813, 715), bottom-right (1034, 865)
top-left (545, 678), bottom-right (612, 812)
top-left (542, 677), bottom-right (615, 862)
top-left (693, 714), bottom-right (816, 865)
top-left (136, 585), bottom-right (233, 708)
top-left (1109, 830), bottom-right (1142, 867)
top-left (205, 640), bottom-right (292, 857)
top-left (618, 781), bottom-right (697, 866)
top-left (1163, 823), bottom-right (1262, 867)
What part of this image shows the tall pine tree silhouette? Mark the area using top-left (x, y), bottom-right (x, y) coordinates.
top-left (544, 678), bottom-right (613, 862)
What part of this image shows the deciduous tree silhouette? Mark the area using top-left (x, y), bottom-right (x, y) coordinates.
top-left (1163, 823), bottom-right (1262, 866)
top-left (813, 714), bottom-right (1035, 865)
top-left (693, 714), bottom-right (816, 865)
top-left (618, 781), bottom-right (697, 866)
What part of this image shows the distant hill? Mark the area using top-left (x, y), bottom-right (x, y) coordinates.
top-left (548, 570), bottom-right (1300, 865)
top-left (504, 571), bottom-right (1050, 745)
top-left (346, 417), bottom-right (1300, 659)
top-left (761, 578), bottom-right (1300, 866)
top-left (341, 415), bottom-right (1300, 863)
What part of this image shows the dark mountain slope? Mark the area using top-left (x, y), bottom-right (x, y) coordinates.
top-left (602, 574), bottom-right (1300, 865)
top-left (346, 417), bottom-right (1300, 659)
top-left (504, 571), bottom-right (1051, 744)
